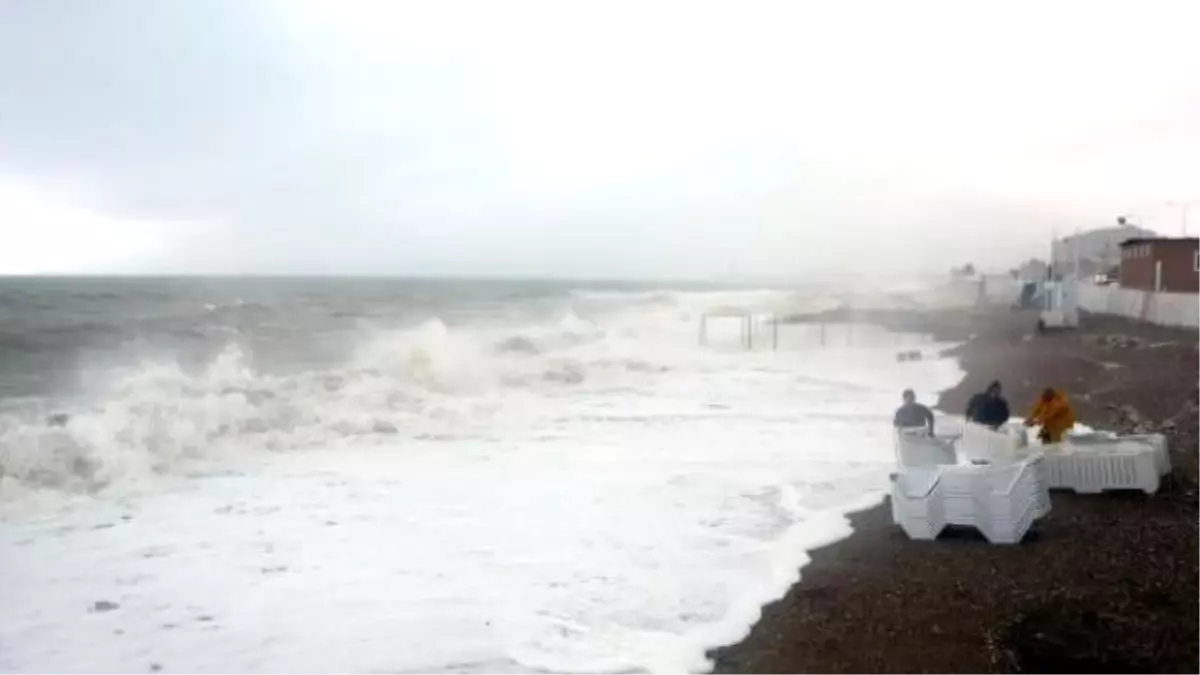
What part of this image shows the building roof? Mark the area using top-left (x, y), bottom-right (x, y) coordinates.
top-left (1118, 236), bottom-right (1200, 247)
top-left (1059, 225), bottom-right (1155, 243)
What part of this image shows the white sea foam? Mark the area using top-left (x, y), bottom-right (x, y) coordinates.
top-left (0, 290), bottom-right (961, 673)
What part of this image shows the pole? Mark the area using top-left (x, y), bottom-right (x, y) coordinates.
top-left (1073, 228), bottom-right (1081, 280)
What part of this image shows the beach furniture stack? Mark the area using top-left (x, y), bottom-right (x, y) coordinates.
top-left (889, 418), bottom-right (1174, 543)
top-left (959, 421), bottom-right (1039, 461)
top-left (1039, 432), bottom-right (1170, 494)
top-left (889, 455), bottom-right (1048, 544)
top-left (1122, 433), bottom-right (1171, 475)
top-left (894, 427), bottom-right (957, 468)
top-left (889, 422), bottom-right (1052, 544)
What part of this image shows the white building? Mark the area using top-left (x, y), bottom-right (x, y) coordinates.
top-left (1051, 224), bottom-right (1156, 279)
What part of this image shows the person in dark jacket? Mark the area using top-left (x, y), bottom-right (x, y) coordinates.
top-left (893, 389), bottom-right (935, 434)
top-left (966, 380), bottom-right (1011, 428)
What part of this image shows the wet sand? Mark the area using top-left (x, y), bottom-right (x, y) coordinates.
top-left (710, 308), bottom-right (1199, 673)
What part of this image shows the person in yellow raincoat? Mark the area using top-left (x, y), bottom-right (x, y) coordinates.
top-left (1024, 387), bottom-right (1075, 443)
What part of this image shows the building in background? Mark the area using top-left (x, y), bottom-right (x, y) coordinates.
top-left (1118, 237), bottom-right (1199, 293)
top-left (1016, 258), bottom-right (1049, 282)
top-left (1051, 223), bottom-right (1156, 279)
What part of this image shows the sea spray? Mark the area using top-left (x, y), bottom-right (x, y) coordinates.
top-left (0, 279), bottom-right (961, 673)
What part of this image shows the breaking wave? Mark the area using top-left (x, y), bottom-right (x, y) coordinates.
top-left (0, 310), bottom-right (683, 491)
top-left (0, 283), bottom-right (904, 493)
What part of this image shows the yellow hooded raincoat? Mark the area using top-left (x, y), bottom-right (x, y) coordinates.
top-left (1027, 389), bottom-right (1075, 443)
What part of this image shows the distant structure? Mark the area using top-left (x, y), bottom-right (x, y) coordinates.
top-left (1015, 258), bottom-right (1050, 282)
top-left (699, 310), bottom-right (779, 350)
top-left (1117, 237), bottom-right (1199, 293)
top-left (1052, 222), bottom-right (1156, 280)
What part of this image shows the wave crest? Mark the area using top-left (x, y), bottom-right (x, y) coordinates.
top-left (0, 313), bottom-right (669, 492)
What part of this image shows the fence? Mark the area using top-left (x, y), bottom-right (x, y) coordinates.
top-left (699, 314), bottom-right (932, 351)
top-left (1076, 282), bottom-right (1199, 329)
top-left (698, 312), bottom-right (778, 349)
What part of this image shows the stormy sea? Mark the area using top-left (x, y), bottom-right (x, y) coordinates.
top-left (0, 277), bottom-right (957, 673)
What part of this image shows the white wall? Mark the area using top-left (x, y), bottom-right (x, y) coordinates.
top-left (1077, 282), bottom-right (1199, 329)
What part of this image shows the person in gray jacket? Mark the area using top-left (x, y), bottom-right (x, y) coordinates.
top-left (893, 389), bottom-right (934, 434)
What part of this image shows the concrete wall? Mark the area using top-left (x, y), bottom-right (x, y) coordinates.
top-left (1077, 282), bottom-right (1200, 329)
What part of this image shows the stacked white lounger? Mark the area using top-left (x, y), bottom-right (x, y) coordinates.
top-left (1040, 432), bottom-right (1170, 494)
top-left (895, 427), bottom-right (957, 468)
top-left (889, 423), bottom-right (1051, 544)
top-left (960, 421), bottom-right (1031, 463)
top-left (890, 455), bottom-right (1048, 544)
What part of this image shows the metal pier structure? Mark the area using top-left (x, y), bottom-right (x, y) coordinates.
top-left (699, 312), bottom-right (932, 350)
top-left (698, 310), bottom-right (779, 350)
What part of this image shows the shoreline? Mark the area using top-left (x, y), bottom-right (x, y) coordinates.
top-left (708, 308), bottom-right (1199, 673)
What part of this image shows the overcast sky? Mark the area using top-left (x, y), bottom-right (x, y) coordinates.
top-left (0, 0), bottom-right (1197, 279)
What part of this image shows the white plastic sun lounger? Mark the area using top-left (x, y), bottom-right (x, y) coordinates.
top-left (889, 455), bottom-right (1049, 544)
top-left (1040, 433), bottom-right (1169, 494)
top-left (959, 421), bottom-right (1028, 465)
top-left (895, 428), bottom-right (957, 468)
top-left (1122, 433), bottom-right (1171, 476)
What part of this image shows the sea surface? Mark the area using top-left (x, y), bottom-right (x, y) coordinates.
top-left (0, 277), bottom-right (960, 673)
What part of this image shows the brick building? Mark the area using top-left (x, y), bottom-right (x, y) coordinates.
top-left (1118, 237), bottom-right (1199, 293)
